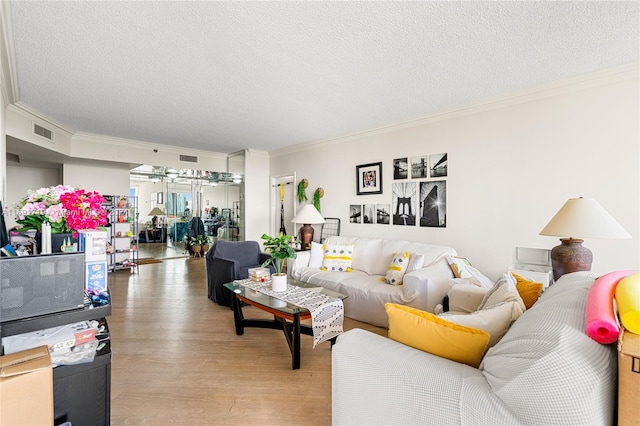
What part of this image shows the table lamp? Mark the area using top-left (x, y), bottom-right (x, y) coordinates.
top-left (148, 207), bottom-right (165, 228)
top-left (539, 197), bottom-right (631, 281)
top-left (292, 204), bottom-right (325, 250)
top-left (148, 207), bottom-right (165, 217)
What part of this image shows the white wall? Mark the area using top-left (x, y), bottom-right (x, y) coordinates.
top-left (1, 92), bottom-right (6, 204)
top-left (269, 66), bottom-right (640, 280)
top-left (63, 163), bottom-right (130, 196)
top-left (5, 164), bottom-right (60, 229)
top-left (243, 149), bottom-right (271, 243)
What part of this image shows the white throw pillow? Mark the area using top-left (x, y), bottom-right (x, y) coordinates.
top-left (447, 284), bottom-right (490, 314)
top-left (406, 253), bottom-right (425, 272)
top-left (308, 241), bottom-right (324, 268)
top-left (439, 301), bottom-right (521, 347)
top-left (478, 273), bottom-right (526, 312)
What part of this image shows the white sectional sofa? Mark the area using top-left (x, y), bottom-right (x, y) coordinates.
top-left (288, 236), bottom-right (457, 327)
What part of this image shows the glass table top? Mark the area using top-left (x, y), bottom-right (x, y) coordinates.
top-left (224, 278), bottom-right (346, 315)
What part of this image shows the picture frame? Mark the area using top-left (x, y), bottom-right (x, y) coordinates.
top-left (349, 205), bottom-right (362, 223)
top-left (376, 204), bottom-right (391, 224)
top-left (356, 162), bottom-right (383, 195)
top-left (393, 157), bottom-right (408, 180)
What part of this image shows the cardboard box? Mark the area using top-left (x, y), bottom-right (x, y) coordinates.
top-left (618, 326), bottom-right (640, 426)
top-left (0, 345), bottom-right (53, 426)
top-left (86, 261), bottom-right (108, 292)
top-left (78, 230), bottom-right (107, 261)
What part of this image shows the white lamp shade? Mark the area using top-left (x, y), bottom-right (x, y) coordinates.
top-left (539, 198), bottom-right (631, 239)
top-left (292, 204), bottom-right (325, 224)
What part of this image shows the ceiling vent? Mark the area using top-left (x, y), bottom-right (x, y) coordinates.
top-left (179, 154), bottom-right (198, 163)
top-left (33, 123), bottom-right (54, 141)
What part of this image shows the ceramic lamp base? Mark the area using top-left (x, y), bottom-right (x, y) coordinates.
top-left (550, 238), bottom-right (593, 281)
top-left (299, 224), bottom-right (314, 250)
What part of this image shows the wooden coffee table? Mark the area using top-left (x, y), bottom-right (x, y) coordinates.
top-left (223, 279), bottom-right (347, 370)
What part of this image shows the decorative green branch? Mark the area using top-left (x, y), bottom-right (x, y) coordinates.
top-left (297, 178), bottom-right (308, 203)
top-left (313, 187), bottom-right (324, 212)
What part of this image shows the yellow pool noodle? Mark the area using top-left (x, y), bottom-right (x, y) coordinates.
top-left (615, 273), bottom-right (640, 335)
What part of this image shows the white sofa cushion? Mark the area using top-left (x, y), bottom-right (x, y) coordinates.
top-left (447, 284), bottom-right (490, 313)
top-left (352, 238), bottom-right (387, 275)
top-left (309, 241), bottom-right (324, 268)
top-left (439, 301), bottom-right (521, 347)
top-left (407, 253), bottom-right (425, 272)
top-left (478, 272), bottom-right (525, 312)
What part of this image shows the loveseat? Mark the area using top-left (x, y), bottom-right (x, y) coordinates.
top-left (288, 236), bottom-right (457, 327)
top-left (332, 271), bottom-right (617, 425)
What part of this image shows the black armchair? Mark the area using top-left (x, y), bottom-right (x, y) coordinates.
top-left (206, 240), bottom-right (274, 307)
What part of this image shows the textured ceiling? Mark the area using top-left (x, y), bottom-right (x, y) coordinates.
top-left (8, 1), bottom-right (640, 154)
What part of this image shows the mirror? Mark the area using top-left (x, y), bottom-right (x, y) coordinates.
top-left (130, 165), bottom-right (244, 259)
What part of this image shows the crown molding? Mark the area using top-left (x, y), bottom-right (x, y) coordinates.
top-left (0, 1), bottom-right (18, 106)
top-left (9, 102), bottom-right (76, 137)
top-left (270, 62), bottom-right (640, 158)
top-left (72, 131), bottom-right (228, 160)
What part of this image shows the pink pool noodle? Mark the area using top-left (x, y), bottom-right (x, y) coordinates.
top-left (585, 270), bottom-right (638, 344)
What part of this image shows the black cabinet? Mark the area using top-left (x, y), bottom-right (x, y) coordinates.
top-left (53, 350), bottom-right (111, 425)
top-left (1, 303), bottom-right (112, 426)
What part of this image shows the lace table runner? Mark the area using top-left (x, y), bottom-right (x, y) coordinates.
top-left (235, 279), bottom-right (344, 348)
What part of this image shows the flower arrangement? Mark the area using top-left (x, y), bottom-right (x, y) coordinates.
top-left (15, 185), bottom-right (108, 236)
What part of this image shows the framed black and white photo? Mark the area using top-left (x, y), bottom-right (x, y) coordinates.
top-left (429, 153), bottom-right (448, 177)
top-left (411, 155), bottom-right (428, 179)
top-left (356, 162), bottom-right (383, 195)
top-left (419, 180), bottom-right (447, 227)
top-left (362, 204), bottom-right (375, 224)
top-left (349, 204), bottom-right (362, 223)
top-left (392, 182), bottom-right (416, 226)
top-left (376, 204), bottom-right (391, 224)
top-left (393, 157), bottom-right (408, 180)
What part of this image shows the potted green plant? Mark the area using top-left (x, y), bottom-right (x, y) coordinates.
top-left (189, 235), bottom-right (203, 256)
top-left (260, 233), bottom-right (299, 291)
top-left (200, 235), bottom-right (211, 253)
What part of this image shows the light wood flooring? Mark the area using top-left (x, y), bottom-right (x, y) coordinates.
top-left (108, 247), bottom-right (386, 425)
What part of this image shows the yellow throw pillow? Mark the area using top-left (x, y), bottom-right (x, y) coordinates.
top-left (382, 251), bottom-right (410, 285)
top-left (512, 273), bottom-right (544, 309)
top-left (320, 244), bottom-right (354, 272)
top-left (385, 303), bottom-right (490, 368)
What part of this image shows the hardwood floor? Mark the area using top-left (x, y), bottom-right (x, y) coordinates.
top-left (108, 252), bottom-right (386, 425)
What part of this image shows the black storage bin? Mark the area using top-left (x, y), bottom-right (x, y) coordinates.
top-left (53, 351), bottom-right (111, 426)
